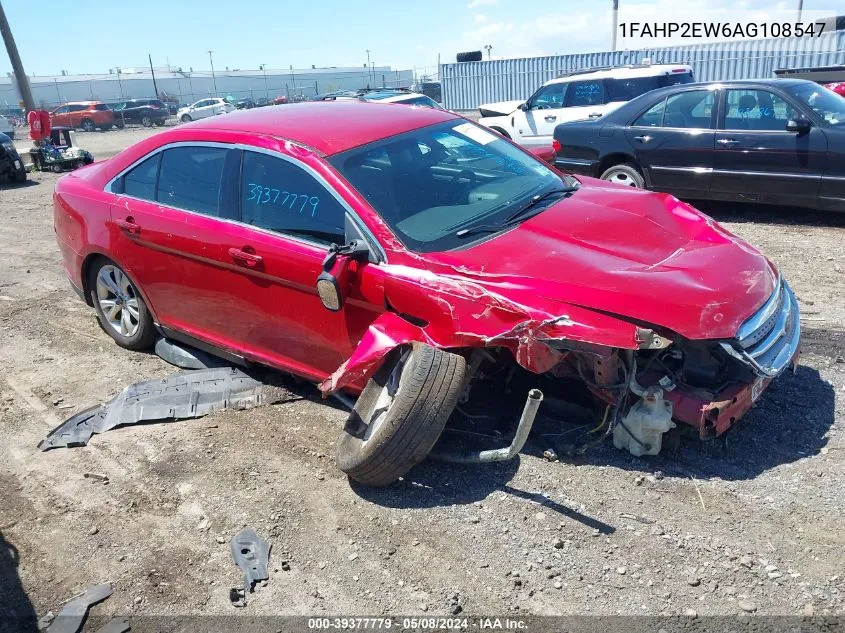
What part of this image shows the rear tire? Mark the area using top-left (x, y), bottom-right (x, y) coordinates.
top-left (600, 162), bottom-right (645, 188)
top-left (141, 115), bottom-right (153, 127)
top-left (88, 258), bottom-right (157, 351)
top-left (11, 167), bottom-right (26, 183)
top-left (80, 118), bottom-right (96, 132)
top-left (336, 344), bottom-right (466, 486)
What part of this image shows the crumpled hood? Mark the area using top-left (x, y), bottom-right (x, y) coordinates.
top-left (479, 99), bottom-right (524, 117)
top-left (426, 183), bottom-right (776, 341)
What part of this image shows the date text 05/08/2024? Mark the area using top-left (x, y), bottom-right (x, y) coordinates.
top-left (307, 617), bottom-right (529, 630)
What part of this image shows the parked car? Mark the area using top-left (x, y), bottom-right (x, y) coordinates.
top-left (272, 95), bottom-right (289, 105)
top-left (479, 63), bottom-right (694, 151)
top-left (0, 115), bottom-right (15, 139)
top-left (51, 101), bottom-right (115, 132)
top-left (553, 78), bottom-right (845, 212)
top-left (0, 132), bottom-right (26, 182)
top-left (54, 102), bottom-right (799, 485)
top-left (176, 98), bottom-right (235, 123)
top-left (316, 88), bottom-right (443, 109)
top-left (825, 82), bottom-right (845, 97)
top-left (112, 99), bottom-right (169, 127)
top-left (234, 98), bottom-right (255, 110)
top-left (254, 97), bottom-right (271, 107)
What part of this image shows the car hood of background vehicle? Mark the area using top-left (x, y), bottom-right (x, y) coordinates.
top-left (478, 100), bottom-right (525, 117)
top-left (426, 183), bottom-right (776, 341)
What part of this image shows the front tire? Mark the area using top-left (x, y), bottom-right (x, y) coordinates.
top-left (141, 115), bottom-right (153, 127)
top-left (336, 344), bottom-right (466, 487)
top-left (11, 167), bottom-right (26, 183)
top-left (489, 126), bottom-right (511, 139)
top-left (180, 114), bottom-right (192, 123)
top-left (80, 118), bottom-right (96, 132)
top-left (88, 259), bottom-right (156, 351)
top-left (600, 162), bottom-right (645, 188)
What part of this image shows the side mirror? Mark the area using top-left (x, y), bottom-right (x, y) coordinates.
top-left (785, 116), bottom-right (811, 134)
top-left (517, 102), bottom-right (530, 112)
top-left (316, 240), bottom-right (371, 312)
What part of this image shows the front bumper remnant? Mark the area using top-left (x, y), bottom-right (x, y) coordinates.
top-left (430, 389), bottom-right (544, 463)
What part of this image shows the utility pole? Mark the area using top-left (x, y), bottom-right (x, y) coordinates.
top-left (484, 44), bottom-right (492, 60)
top-left (365, 49), bottom-right (372, 87)
top-left (611, 0), bottom-right (620, 52)
top-left (290, 64), bottom-right (296, 100)
top-left (796, 0), bottom-right (803, 23)
top-left (208, 50), bottom-right (218, 95)
top-left (149, 54), bottom-right (159, 99)
top-left (115, 67), bottom-right (124, 99)
top-left (0, 0), bottom-right (35, 112)
top-left (260, 64), bottom-right (268, 98)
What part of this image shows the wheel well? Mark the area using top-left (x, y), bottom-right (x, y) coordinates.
top-left (488, 126), bottom-right (511, 139)
top-left (597, 153), bottom-right (638, 177)
top-left (80, 253), bottom-right (109, 306)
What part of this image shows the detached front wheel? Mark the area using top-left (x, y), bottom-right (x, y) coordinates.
top-left (336, 344), bottom-right (466, 486)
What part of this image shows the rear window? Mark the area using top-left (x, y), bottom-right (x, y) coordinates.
top-left (605, 72), bottom-right (694, 102)
top-left (157, 146), bottom-right (228, 216)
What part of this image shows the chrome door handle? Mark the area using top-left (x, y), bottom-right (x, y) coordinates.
top-left (633, 135), bottom-right (652, 143)
top-left (717, 138), bottom-right (740, 145)
top-left (588, 112), bottom-right (602, 118)
top-left (544, 115), bottom-right (556, 122)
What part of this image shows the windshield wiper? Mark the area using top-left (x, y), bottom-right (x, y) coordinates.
top-left (503, 187), bottom-right (576, 223)
top-left (455, 187), bottom-right (577, 239)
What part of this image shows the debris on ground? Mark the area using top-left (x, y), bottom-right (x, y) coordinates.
top-left (83, 473), bottom-right (109, 485)
top-left (37, 368), bottom-right (290, 450)
top-left (94, 618), bottom-right (130, 633)
top-left (153, 337), bottom-right (229, 370)
top-left (46, 583), bottom-right (112, 633)
top-left (229, 528), bottom-right (270, 608)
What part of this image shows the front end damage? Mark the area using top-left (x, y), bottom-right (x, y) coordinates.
top-left (320, 260), bottom-right (801, 458)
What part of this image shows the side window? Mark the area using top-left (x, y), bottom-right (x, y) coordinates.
top-left (632, 99), bottom-right (666, 127)
top-left (662, 90), bottom-right (716, 129)
top-left (53, 106), bottom-right (69, 114)
top-left (565, 81), bottom-right (604, 107)
top-left (529, 84), bottom-right (567, 110)
top-left (723, 89), bottom-right (795, 131)
top-left (121, 154), bottom-right (160, 199)
top-left (195, 100), bottom-right (211, 108)
top-left (240, 151), bottom-right (346, 245)
top-left (157, 146), bottom-right (228, 216)
top-left (68, 104), bottom-right (86, 112)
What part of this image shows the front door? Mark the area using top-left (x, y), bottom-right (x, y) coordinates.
top-left (510, 82), bottom-right (568, 150)
top-left (711, 87), bottom-right (827, 203)
top-left (625, 88), bottom-right (717, 197)
top-left (217, 148), bottom-right (385, 378)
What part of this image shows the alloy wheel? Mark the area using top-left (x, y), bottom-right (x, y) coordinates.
top-left (96, 265), bottom-right (141, 337)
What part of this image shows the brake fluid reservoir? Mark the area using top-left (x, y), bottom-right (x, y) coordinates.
top-left (613, 386), bottom-right (675, 457)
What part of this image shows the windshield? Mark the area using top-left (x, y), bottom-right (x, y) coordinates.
top-left (329, 120), bottom-right (577, 252)
top-left (605, 72), bottom-right (694, 101)
top-left (785, 83), bottom-right (845, 126)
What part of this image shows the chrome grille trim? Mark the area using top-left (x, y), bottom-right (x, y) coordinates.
top-left (721, 279), bottom-right (800, 378)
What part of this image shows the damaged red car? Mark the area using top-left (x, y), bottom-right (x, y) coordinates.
top-left (53, 102), bottom-right (800, 485)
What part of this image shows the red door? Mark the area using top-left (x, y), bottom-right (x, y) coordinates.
top-left (51, 106), bottom-right (70, 127)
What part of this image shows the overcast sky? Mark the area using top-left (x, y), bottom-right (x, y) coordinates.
top-left (1, 0), bottom-right (835, 76)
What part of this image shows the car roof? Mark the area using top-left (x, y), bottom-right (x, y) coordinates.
top-left (187, 101), bottom-right (458, 155)
top-left (544, 63), bottom-right (693, 85)
top-left (604, 78), bottom-right (817, 119)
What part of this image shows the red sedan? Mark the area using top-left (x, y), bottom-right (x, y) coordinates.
top-left (53, 102), bottom-right (799, 485)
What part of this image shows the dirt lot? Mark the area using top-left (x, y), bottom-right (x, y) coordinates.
top-left (1, 127), bottom-right (844, 625)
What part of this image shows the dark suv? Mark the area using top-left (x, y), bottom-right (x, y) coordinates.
top-left (1, 132), bottom-right (26, 183)
top-left (111, 99), bottom-right (169, 127)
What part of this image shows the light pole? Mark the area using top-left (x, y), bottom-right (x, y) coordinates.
top-left (208, 50), bottom-right (218, 95)
top-left (484, 44), bottom-right (492, 60)
top-left (611, 0), bottom-right (619, 52)
top-left (796, 0), bottom-right (803, 22)
top-left (260, 63), bottom-right (268, 98)
top-left (115, 67), bottom-right (123, 99)
top-left (365, 49), bottom-right (372, 87)
top-left (0, 0), bottom-right (35, 111)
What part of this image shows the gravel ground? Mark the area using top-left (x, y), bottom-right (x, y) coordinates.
top-left (1, 127), bottom-right (843, 624)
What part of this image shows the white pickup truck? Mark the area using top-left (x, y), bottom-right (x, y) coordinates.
top-left (478, 63), bottom-right (694, 151)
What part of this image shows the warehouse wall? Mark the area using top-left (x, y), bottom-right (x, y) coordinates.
top-left (441, 31), bottom-right (845, 110)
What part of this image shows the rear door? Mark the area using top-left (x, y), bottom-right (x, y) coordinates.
top-left (67, 104), bottom-right (87, 128)
top-left (625, 88), bottom-right (717, 196)
top-left (561, 79), bottom-right (607, 123)
top-left (109, 143), bottom-right (244, 348)
top-left (711, 87), bottom-right (827, 202)
top-left (51, 106), bottom-right (70, 127)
